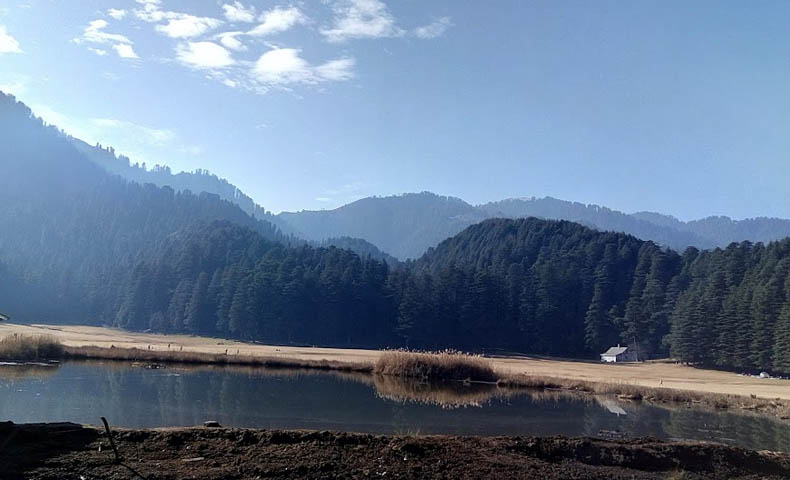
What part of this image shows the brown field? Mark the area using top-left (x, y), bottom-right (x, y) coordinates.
top-left (2, 322), bottom-right (790, 402)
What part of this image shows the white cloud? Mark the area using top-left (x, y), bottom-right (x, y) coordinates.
top-left (74, 19), bottom-right (139, 59)
top-left (321, 0), bottom-right (403, 42)
top-left (252, 48), bottom-right (354, 85)
top-left (30, 104), bottom-right (80, 134)
top-left (113, 43), bottom-right (139, 59)
top-left (134, 0), bottom-right (222, 38)
top-left (248, 6), bottom-right (306, 36)
top-left (107, 8), bottom-right (127, 20)
top-left (134, 0), bottom-right (166, 22)
top-left (176, 41), bottom-right (234, 69)
top-left (314, 58), bottom-right (355, 81)
top-left (156, 14), bottom-right (223, 38)
top-left (222, 2), bottom-right (256, 23)
top-left (29, 102), bottom-right (196, 170)
top-left (0, 75), bottom-right (29, 96)
top-left (414, 17), bottom-right (451, 39)
top-left (76, 19), bottom-right (132, 45)
top-left (0, 25), bottom-right (21, 54)
top-left (215, 31), bottom-right (246, 51)
top-left (88, 47), bottom-right (108, 56)
top-left (253, 48), bottom-right (311, 84)
top-left (92, 117), bottom-right (175, 146)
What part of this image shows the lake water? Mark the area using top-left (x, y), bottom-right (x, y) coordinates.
top-left (1, 361), bottom-right (789, 452)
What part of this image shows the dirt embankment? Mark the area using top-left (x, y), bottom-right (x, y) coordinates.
top-left (2, 422), bottom-right (790, 480)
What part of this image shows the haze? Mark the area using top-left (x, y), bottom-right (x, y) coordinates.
top-left (1, 0), bottom-right (789, 219)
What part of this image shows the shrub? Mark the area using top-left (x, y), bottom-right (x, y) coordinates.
top-left (374, 350), bottom-right (497, 382)
top-left (0, 334), bottom-right (65, 361)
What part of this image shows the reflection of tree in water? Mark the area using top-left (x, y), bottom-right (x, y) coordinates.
top-left (6, 362), bottom-right (789, 452)
top-left (0, 364), bottom-right (59, 381)
top-left (662, 408), bottom-right (790, 451)
top-left (373, 375), bottom-right (512, 409)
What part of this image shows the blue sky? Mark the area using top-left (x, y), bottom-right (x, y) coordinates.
top-left (1, 0), bottom-right (788, 219)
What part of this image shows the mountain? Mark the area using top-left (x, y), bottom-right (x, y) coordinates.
top-left (79, 212), bottom-right (790, 373)
top-left (280, 193), bottom-right (790, 259)
top-left (3, 90), bottom-right (790, 372)
top-left (70, 137), bottom-right (295, 236)
top-left (480, 197), bottom-right (712, 250)
top-left (279, 192), bottom-right (488, 260)
top-left (68, 120), bottom-right (401, 263)
top-left (0, 92), bottom-right (293, 320)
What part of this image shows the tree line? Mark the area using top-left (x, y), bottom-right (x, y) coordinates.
top-left (2, 91), bottom-right (790, 373)
top-left (76, 217), bottom-right (790, 373)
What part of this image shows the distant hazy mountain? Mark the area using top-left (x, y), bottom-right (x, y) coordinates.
top-left (279, 192), bottom-right (489, 260)
top-left (480, 198), bottom-right (712, 251)
top-left (70, 138), bottom-right (295, 235)
top-left (69, 121), bottom-right (397, 262)
top-left (503, 198), bottom-right (790, 250)
top-left (0, 92), bottom-right (393, 323)
top-left (280, 193), bottom-right (790, 259)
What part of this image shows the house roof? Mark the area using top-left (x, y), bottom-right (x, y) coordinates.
top-left (601, 346), bottom-right (628, 356)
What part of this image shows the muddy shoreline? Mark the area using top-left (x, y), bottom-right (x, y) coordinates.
top-left (2, 422), bottom-right (790, 479)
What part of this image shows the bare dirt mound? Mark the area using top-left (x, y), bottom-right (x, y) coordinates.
top-left (1, 422), bottom-right (789, 479)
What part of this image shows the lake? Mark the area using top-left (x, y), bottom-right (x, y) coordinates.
top-left (1, 361), bottom-right (788, 452)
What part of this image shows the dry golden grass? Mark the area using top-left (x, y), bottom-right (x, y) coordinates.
top-left (374, 350), bottom-right (497, 382)
top-left (63, 345), bottom-right (373, 373)
top-left (0, 334), bottom-right (64, 361)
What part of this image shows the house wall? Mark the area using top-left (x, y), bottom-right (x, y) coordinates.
top-left (601, 352), bottom-right (638, 363)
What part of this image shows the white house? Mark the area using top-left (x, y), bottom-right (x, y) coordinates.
top-left (600, 345), bottom-right (638, 363)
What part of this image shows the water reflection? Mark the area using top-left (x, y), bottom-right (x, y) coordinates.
top-left (1, 361), bottom-right (788, 452)
top-left (0, 363), bottom-right (59, 380)
top-left (373, 376), bottom-right (512, 409)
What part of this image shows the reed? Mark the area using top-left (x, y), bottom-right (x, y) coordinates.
top-left (0, 334), bottom-right (65, 361)
top-left (63, 345), bottom-right (374, 373)
top-left (374, 350), bottom-right (497, 382)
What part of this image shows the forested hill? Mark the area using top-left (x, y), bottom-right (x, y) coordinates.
top-left (0, 92), bottom-right (291, 320)
top-left (70, 133), bottom-right (294, 236)
top-left (279, 193), bottom-right (790, 259)
top-left (75, 213), bottom-right (790, 373)
top-left (3, 91), bottom-right (790, 373)
top-left (480, 198), bottom-right (711, 250)
top-left (278, 192), bottom-right (489, 260)
top-left (320, 237), bottom-right (399, 264)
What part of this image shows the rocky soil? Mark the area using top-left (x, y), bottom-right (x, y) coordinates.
top-left (2, 422), bottom-right (789, 479)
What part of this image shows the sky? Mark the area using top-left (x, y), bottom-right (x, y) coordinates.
top-left (1, 0), bottom-right (789, 220)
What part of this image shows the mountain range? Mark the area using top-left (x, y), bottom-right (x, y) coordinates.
top-left (49, 109), bottom-right (790, 261)
top-left (3, 90), bottom-right (790, 373)
top-left (34, 98), bottom-right (787, 261)
top-left (280, 193), bottom-right (790, 259)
